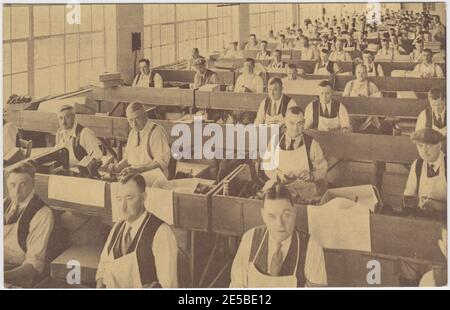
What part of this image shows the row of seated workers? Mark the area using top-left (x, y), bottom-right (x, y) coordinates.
top-left (3, 11), bottom-right (447, 289)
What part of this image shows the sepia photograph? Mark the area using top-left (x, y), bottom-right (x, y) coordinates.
top-left (1, 1), bottom-right (448, 291)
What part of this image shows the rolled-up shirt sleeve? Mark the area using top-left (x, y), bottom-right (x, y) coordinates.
top-left (149, 125), bottom-right (171, 173)
top-left (254, 98), bottom-right (267, 125)
top-left (153, 224), bottom-right (178, 288)
top-left (95, 224), bottom-right (117, 282)
top-left (80, 127), bottom-right (104, 160)
top-left (338, 104), bottom-right (351, 129)
top-left (310, 140), bottom-right (328, 181)
top-left (305, 235), bottom-right (327, 286)
top-left (230, 228), bottom-right (254, 288)
top-left (25, 207), bottom-right (54, 274)
top-left (154, 73), bottom-right (164, 88)
top-left (404, 160), bottom-right (419, 196)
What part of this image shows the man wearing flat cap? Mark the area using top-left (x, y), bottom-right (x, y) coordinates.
top-left (55, 105), bottom-right (103, 167)
top-left (404, 128), bottom-right (446, 213)
top-left (192, 58), bottom-right (219, 89)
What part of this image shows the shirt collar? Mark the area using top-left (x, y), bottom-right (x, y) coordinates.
top-left (15, 190), bottom-right (35, 212)
top-left (428, 151), bottom-right (444, 170)
top-left (64, 121), bottom-right (78, 138)
top-left (124, 211), bottom-right (147, 238)
top-left (433, 107), bottom-right (446, 118)
top-left (268, 233), bottom-right (293, 256)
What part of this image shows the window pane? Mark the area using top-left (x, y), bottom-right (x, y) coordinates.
top-left (65, 34), bottom-right (79, 62)
top-left (34, 38), bottom-right (50, 69)
top-left (208, 4), bottom-right (218, 18)
top-left (209, 19), bottom-right (218, 36)
top-left (11, 72), bottom-right (28, 95)
top-left (196, 21), bottom-right (206, 38)
top-left (34, 5), bottom-right (50, 37)
top-left (50, 5), bottom-right (65, 35)
top-left (167, 24), bottom-right (175, 44)
top-left (3, 43), bottom-right (11, 75)
top-left (92, 58), bottom-right (105, 76)
top-left (80, 5), bottom-right (92, 32)
top-left (92, 32), bottom-right (104, 58)
top-left (35, 68), bottom-right (50, 98)
top-left (3, 6), bottom-right (11, 40)
top-left (144, 5), bottom-right (152, 25)
top-left (11, 41), bottom-right (28, 73)
top-left (144, 26), bottom-right (152, 48)
top-left (79, 33), bottom-right (92, 60)
top-left (152, 47), bottom-right (161, 67)
top-left (50, 65), bottom-right (65, 95)
top-left (150, 4), bottom-right (160, 25)
top-left (66, 62), bottom-right (79, 92)
top-left (92, 5), bottom-right (104, 31)
top-left (12, 6), bottom-right (29, 39)
top-left (167, 4), bottom-right (175, 22)
top-left (144, 47), bottom-right (152, 60)
top-left (159, 5), bottom-right (168, 24)
top-left (152, 25), bottom-right (161, 46)
top-left (4, 76), bottom-right (11, 103)
top-left (187, 21), bottom-right (195, 40)
top-left (79, 59), bottom-right (92, 86)
top-left (50, 36), bottom-right (65, 65)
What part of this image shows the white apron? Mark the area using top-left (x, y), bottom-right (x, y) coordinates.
top-left (134, 73), bottom-right (151, 88)
top-left (418, 161), bottom-right (447, 202)
top-left (248, 230), bottom-right (300, 288)
top-left (276, 138), bottom-right (317, 199)
top-left (126, 122), bottom-right (168, 186)
top-left (102, 215), bottom-right (151, 288)
top-left (4, 219), bottom-right (26, 269)
top-left (315, 103), bottom-right (341, 131)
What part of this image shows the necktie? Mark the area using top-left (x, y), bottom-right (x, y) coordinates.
top-left (288, 138), bottom-right (295, 150)
top-left (4, 202), bottom-right (19, 225)
top-left (136, 131), bottom-right (141, 147)
top-left (436, 114), bottom-right (443, 128)
top-left (324, 105), bottom-right (330, 118)
top-left (269, 242), bottom-right (283, 276)
top-left (121, 226), bottom-right (132, 256)
top-left (270, 100), bottom-right (278, 116)
top-left (427, 163), bottom-right (439, 178)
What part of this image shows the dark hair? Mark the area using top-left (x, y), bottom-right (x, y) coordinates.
top-left (249, 33), bottom-right (256, 38)
top-left (263, 183), bottom-right (293, 206)
top-left (261, 40), bottom-right (268, 44)
top-left (274, 49), bottom-right (282, 55)
top-left (268, 77), bottom-right (283, 87)
top-left (7, 162), bottom-right (36, 180)
top-left (120, 173), bottom-right (146, 193)
top-left (244, 57), bottom-right (255, 65)
top-left (286, 105), bottom-right (304, 116)
top-left (415, 39), bottom-right (424, 44)
top-left (363, 49), bottom-right (372, 55)
top-left (138, 58), bottom-right (150, 66)
top-left (423, 48), bottom-right (433, 55)
top-left (287, 63), bottom-right (297, 69)
top-left (320, 48), bottom-right (330, 54)
top-left (279, 34), bottom-right (285, 39)
top-left (429, 88), bottom-right (444, 100)
top-left (318, 80), bottom-right (331, 88)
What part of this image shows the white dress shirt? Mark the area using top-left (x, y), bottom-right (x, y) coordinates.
top-left (132, 71), bottom-right (163, 88)
top-left (230, 228), bottom-right (328, 287)
top-left (415, 107), bottom-right (446, 135)
top-left (254, 95), bottom-right (297, 125)
top-left (96, 212), bottom-right (178, 288)
top-left (413, 62), bottom-right (444, 78)
top-left (234, 73), bottom-right (264, 93)
top-left (304, 100), bottom-right (351, 130)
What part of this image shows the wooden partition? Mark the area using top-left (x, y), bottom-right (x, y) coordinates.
top-left (376, 60), bottom-right (446, 76)
top-left (155, 69), bottom-right (235, 85)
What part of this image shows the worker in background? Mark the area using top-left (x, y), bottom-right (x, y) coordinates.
top-left (191, 58), bottom-right (219, 89)
top-left (413, 49), bottom-right (444, 78)
top-left (54, 105), bottom-right (103, 168)
top-left (222, 41), bottom-right (244, 59)
top-left (343, 64), bottom-right (382, 97)
top-left (256, 40), bottom-right (272, 60)
top-left (108, 102), bottom-right (171, 187)
top-left (304, 80), bottom-right (351, 132)
top-left (245, 34), bottom-right (260, 50)
top-left (234, 58), bottom-right (264, 93)
top-left (254, 77), bottom-right (297, 126)
top-left (267, 50), bottom-right (286, 69)
top-left (314, 49), bottom-right (341, 75)
top-left (4, 162), bottom-right (54, 287)
top-left (132, 58), bottom-right (163, 88)
top-left (230, 183), bottom-right (327, 287)
top-left (282, 64), bottom-right (305, 94)
top-left (96, 174), bottom-right (178, 288)
top-left (329, 39), bottom-right (352, 62)
top-left (187, 48), bottom-right (205, 71)
top-left (415, 88), bottom-right (446, 136)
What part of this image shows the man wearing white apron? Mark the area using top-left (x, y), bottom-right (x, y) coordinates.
top-left (304, 80), bottom-right (351, 132)
top-left (404, 128), bottom-right (446, 214)
top-left (254, 77), bottom-right (297, 126)
top-left (413, 49), bottom-right (444, 78)
top-left (55, 105), bottom-right (103, 168)
top-left (96, 174), bottom-right (178, 288)
top-left (230, 183), bottom-right (327, 287)
top-left (415, 88), bottom-right (446, 137)
top-left (262, 106), bottom-right (328, 201)
top-left (109, 102), bottom-right (171, 187)
top-left (4, 162), bottom-right (54, 287)
top-left (343, 64), bottom-right (382, 98)
top-left (361, 50), bottom-right (385, 76)
top-left (132, 58), bottom-right (163, 88)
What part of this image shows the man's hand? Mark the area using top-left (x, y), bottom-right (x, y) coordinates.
top-left (119, 167), bottom-right (140, 179)
top-left (286, 170), bottom-right (314, 182)
top-left (420, 197), bottom-right (447, 212)
top-left (341, 127), bottom-right (352, 133)
top-left (96, 279), bottom-right (106, 289)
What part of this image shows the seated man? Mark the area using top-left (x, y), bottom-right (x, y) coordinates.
top-left (361, 50), bottom-right (384, 76)
top-left (96, 174), bottom-right (178, 288)
top-left (375, 38), bottom-right (398, 60)
top-left (329, 39), bottom-right (352, 62)
top-left (314, 49), bottom-right (341, 75)
top-left (305, 80), bottom-right (351, 131)
top-left (191, 58), bottom-right (219, 89)
top-left (245, 34), bottom-right (260, 50)
top-left (222, 41), bottom-right (244, 59)
top-left (234, 58), bottom-right (264, 93)
top-left (55, 105), bottom-right (103, 168)
top-left (230, 183), bottom-right (327, 287)
top-left (4, 162), bottom-right (55, 287)
top-left (282, 64), bottom-right (305, 94)
top-left (416, 88), bottom-right (446, 136)
top-left (297, 36), bottom-right (319, 61)
top-left (343, 64), bottom-right (382, 97)
top-left (276, 34), bottom-right (293, 50)
top-left (413, 48), bottom-right (444, 78)
top-left (267, 49), bottom-right (286, 69)
top-left (262, 106), bottom-right (328, 201)
top-left (132, 58), bottom-right (163, 88)
top-left (409, 39), bottom-right (424, 62)
top-left (187, 48), bottom-right (205, 71)
top-left (403, 128), bottom-right (446, 214)
top-left (254, 77), bottom-right (297, 125)
top-left (108, 102), bottom-right (171, 186)
top-left (255, 40), bottom-right (272, 60)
